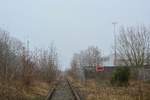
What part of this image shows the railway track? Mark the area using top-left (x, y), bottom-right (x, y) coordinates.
top-left (46, 78), bottom-right (81, 100)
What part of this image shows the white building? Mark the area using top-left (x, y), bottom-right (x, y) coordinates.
top-left (103, 54), bottom-right (115, 66)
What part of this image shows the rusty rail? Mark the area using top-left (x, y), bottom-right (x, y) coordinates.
top-left (46, 79), bottom-right (81, 100)
top-left (45, 81), bottom-right (58, 100)
top-left (67, 79), bottom-right (81, 100)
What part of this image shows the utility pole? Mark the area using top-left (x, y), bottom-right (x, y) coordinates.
top-left (112, 22), bottom-right (117, 66)
top-left (27, 35), bottom-right (30, 58)
top-left (27, 40), bottom-right (29, 54)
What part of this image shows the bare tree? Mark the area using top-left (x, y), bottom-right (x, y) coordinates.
top-left (69, 46), bottom-right (103, 81)
top-left (35, 43), bottom-right (59, 82)
top-left (70, 46), bottom-right (103, 70)
top-left (0, 30), bottom-right (11, 81)
top-left (79, 46), bottom-right (103, 67)
top-left (116, 25), bottom-right (150, 67)
top-left (70, 53), bottom-right (80, 79)
top-left (0, 28), bottom-right (60, 99)
top-left (116, 26), bottom-right (150, 99)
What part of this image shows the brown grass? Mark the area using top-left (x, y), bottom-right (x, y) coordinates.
top-left (70, 78), bottom-right (150, 100)
top-left (0, 80), bottom-right (51, 100)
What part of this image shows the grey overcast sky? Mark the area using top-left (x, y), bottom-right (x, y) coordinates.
top-left (0, 0), bottom-right (149, 69)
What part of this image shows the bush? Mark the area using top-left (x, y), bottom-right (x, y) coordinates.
top-left (111, 67), bottom-right (130, 86)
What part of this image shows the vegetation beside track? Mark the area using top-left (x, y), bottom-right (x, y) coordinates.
top-left (0, 80), bottom-right (52, 100)
top-left (69, 76), bottom-right (150, 100)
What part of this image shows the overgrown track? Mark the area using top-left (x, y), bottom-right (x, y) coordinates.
top-left (46, 79), bottom-right (81, 100)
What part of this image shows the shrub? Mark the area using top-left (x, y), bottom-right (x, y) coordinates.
top-left (111, 67), bottom-right (130, 86)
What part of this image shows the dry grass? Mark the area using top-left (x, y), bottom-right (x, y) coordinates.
top-left (70, 78), bottom-right (150, 100)
top-left (26, 81), bottom-right (50, 96)
top-left (0, 80), bottom-right (51, 100)
top-left (0, 81), bottom-right (27, 100)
